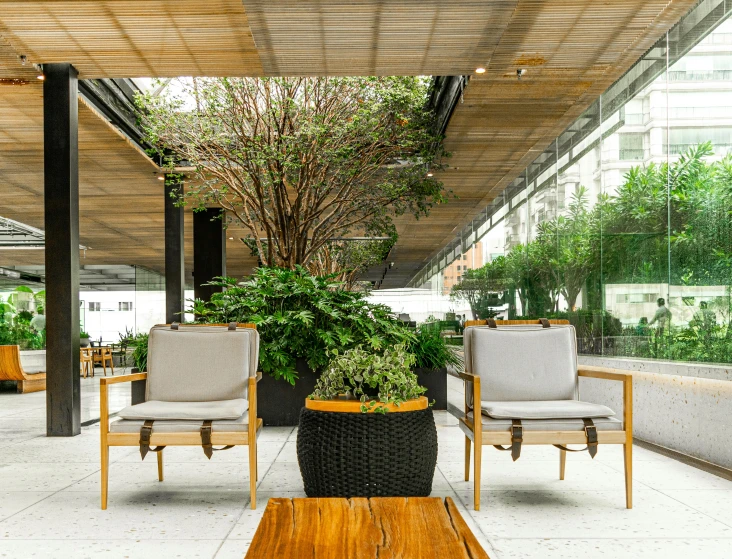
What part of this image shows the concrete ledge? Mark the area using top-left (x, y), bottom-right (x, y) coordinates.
top-left (578, 355), bottom-right (731, 382)
top-left (579, 356), bottom-right (732, 469)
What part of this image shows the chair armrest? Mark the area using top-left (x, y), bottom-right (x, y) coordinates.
top-left (457, 371), bottom-right (479, 382)
top-left (100, 372), bottom-right (147, 386)
top-left (578, 366), bottom-right (632, 382)
top-left (578, 365), bottom-right (633, 442)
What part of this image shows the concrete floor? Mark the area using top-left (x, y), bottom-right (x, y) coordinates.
top-left (1, 374), bottom-right (731, 558)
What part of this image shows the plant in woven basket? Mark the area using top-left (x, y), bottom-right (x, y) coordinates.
top-left (310, 344), bottom-right (426, 413)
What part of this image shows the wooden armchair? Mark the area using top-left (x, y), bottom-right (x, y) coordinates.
top-left (100, 323), bottom-right (262, 510)
top-left (0, 345), bottom-right (46, 393)
top-left (460, 319), bottom-right (632, 511)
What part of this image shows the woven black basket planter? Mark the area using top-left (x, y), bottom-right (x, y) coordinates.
top-left (296, 405), bottom-right (438, 498)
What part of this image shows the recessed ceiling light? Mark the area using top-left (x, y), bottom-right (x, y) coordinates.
top-left (475, 67), bottom-right (486, 74)
top-left (157, 175), bottom-right (164, 181)
top-left (228, 237), bottom-right (234, 240)
top-left (427, 172), bottom-right (433, 177)
top-left (36, 74), bottom-right (44, 81)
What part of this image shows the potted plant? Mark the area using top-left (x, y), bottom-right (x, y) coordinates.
top-left (191, 266), bottom-right (415, 426)
top-left (296, 344), bottom-right (437, 498)
top-left (80, 331), bottom-right (91, 348)
top-left (407, 322), bottom-right (464, 409)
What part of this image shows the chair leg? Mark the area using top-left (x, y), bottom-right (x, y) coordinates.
top-left (157, 450), bottom-right (164, 482)
top-left (249, 442), bottom-right (257, 510)
top-left (101, 443), bottom-right (109, 510)
top-left (473, 438), bottom-right (482, 511)
top-left (623, 443), bottom-right (633, 509)
top-left (110, 358), bottom-right (114, 375)
top-left (559, 448), bottom-right (567, 480)
top-left (464, 436), bottom-right (471, 481)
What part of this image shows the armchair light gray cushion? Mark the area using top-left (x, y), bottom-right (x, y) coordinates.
top-left (465, 325), bottom-right (578, 402)
top-left (118, 399), bottom-right (248, 421)
top-left (110, 415), bottom-right (249, 434)
top-left (481, 400), bottom-right (615, 420)
top-left (467, 412), bottom-right (623, 432)
top-left (145, 325), bottom-right (259, 402)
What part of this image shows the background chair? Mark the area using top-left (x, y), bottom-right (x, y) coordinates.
top-left (80, 348), bottom-right (94, 378)
top-left (93, 346), bottom-right (114, 376)
top-left (460, 319), bottom-right (633, 511)
top-left (99, 323), bottom-right (262, 510)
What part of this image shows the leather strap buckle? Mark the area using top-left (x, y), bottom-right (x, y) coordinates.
top-left (493, 419), bottom-right (523, 461)
top-left (583, 418), bottom-right (598, 458)
top-left (200, 420), bottom-right (235, 460)
top-left (139, 420), bottom-right (165, 460)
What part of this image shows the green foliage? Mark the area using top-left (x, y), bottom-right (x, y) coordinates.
top-left (190, 266), bottom-right (415, 384)
top-left (80, 331), bottom-right (90, 339)
top-left (0, 322), bottom-right (44, 350)
top-left (450, 260), bottom-right (506, 319)
top-left (406, 322), bottom-right (463, 370)
top-left (455, 144), bottom-right (732, 323)
top-left (131, 333), bottom-right (149, 372)
top-left (310, 344), bottom-right (426, 413)
top-left (138, 76), bottom-right (448, 277)
top-left (0, 297), bottom-right (44, 350)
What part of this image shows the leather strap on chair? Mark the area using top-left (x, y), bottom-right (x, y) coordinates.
top-left (139, 420), bottom-right (166, 460)
top-left (539, 318), bottom-right (551, 328)
top-left (228, 322), bottom-right (237, 331)
top-left (171, 322), bottom-right (179, 330)
top-left (200, 420), bottom-right (235, 459)
top-left (487, 319), bottom-right (497, 328)
top-left (493, 419), bottom-right (523, 461)
top-left (552, 418), bottom-right (599, 458)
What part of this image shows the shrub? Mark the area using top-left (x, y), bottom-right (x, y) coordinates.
top-left (191, 266), bottom-right (415, 384)
top-left (407, 323), bottom-right (463, 370)
top-left (310, 345), bottom-right (426, 413)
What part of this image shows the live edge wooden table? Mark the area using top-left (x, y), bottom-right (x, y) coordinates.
top-left (245, 497), bottom-right (490, 559)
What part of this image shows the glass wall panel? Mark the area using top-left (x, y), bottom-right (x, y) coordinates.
top-left (666, 16), bottom-right (732, 363)
top-left (399, 0), bottom-right (732, 365)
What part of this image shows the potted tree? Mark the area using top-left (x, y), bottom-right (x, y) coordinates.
top-left (407, 322), bottom-right (463, 409)
top-left (79, 331), bottom-right (91, 348)
top-left (297, 345), bottom-right (437, 498)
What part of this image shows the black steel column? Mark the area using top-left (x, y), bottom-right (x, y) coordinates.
top-left (164, 175), bottom-right (185, 323)
top-left (44, 63), bottom-right (80, 437)
top-left (193, 208), bottom-right (226, 302)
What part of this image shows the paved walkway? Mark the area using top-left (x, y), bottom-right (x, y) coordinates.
top-left (1, 375), bottom-right (731, 558)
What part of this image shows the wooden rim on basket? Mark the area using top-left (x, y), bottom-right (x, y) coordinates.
top-left (305, 396), bottom-right (429, 413)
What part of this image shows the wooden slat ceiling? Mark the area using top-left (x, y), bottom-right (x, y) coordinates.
top-left (375, 0), bottom-right (699, 287)
top-left (0, 0), bottom-right (700, 288)
top-left (0, 81), bottom-right (257, 281)
top-left (0, 1), bottom-right (263, 78)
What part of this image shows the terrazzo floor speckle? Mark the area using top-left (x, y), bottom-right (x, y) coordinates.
top-left (0, 374), bottom-right (730, 558)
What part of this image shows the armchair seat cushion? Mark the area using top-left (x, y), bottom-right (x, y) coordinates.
top-left (467, 412), bottom-right (622, 431)
top-left (481, 400), bottom-right (615, 420)
top-left (110, 414), bottom-right (249, 433)
top-left (117, 399), bottom-right (248, 421)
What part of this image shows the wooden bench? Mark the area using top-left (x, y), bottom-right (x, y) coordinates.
top-left (0, 345), bottom-right (46, 393)
top-left (246, 497), bottom-right (490, 558)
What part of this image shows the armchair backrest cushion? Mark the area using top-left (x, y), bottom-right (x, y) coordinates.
top-left (465, 325), bottom-right (578, 401)
top-left (146, 325), bottom-right (259, 402)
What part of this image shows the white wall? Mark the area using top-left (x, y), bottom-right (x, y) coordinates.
top-left (80, 289), bottom-right (194, 343)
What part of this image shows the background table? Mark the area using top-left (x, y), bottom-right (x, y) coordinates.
top-left (245, 497), bottom-right (490, 558)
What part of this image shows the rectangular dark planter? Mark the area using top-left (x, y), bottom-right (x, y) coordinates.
top-left (258, 359), bottom-right (319, 426)
top-left (414, 367), bottom-right (447, 410)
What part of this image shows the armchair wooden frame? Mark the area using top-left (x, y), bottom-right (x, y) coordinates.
top-left (459, 320), bottom-right (633, 511)
top-left (99, 323), bottom-right (263, 511)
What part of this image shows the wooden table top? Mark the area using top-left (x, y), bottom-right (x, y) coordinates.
top-left (245, 497), bottom-right (490, 559)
